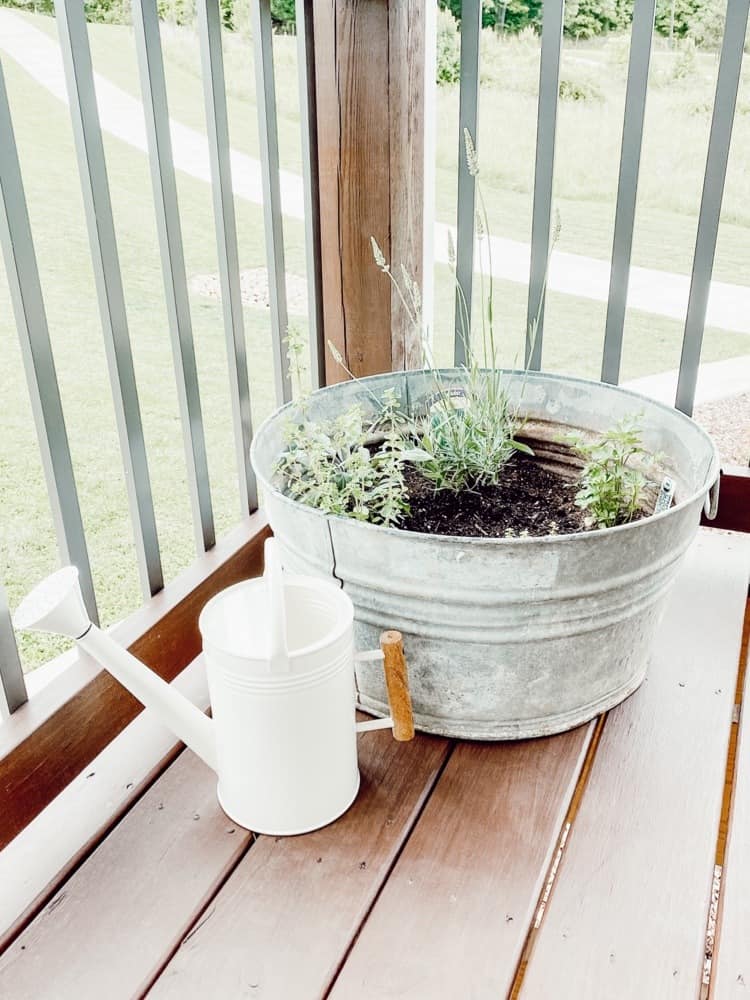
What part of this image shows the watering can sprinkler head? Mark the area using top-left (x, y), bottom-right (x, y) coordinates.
top-left (13, 566), bottom-right (92, 640)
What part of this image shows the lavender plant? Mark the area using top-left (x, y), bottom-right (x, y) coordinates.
top-left (276, 131), bottom-right (654, 535)
top-left (368, 129), bottom-right (535, 493)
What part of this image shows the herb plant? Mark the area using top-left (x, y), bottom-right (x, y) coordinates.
top-left (368, 129), bottom-right (535, 494)
top-left (275, 384), bottom-right (410, 528)
top-left (568, 417), bottom-right (652, 529)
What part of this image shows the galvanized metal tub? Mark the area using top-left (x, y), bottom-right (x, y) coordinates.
top-left (251, 370), bottom-right (719, 739)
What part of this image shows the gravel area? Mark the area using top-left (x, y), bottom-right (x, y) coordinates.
top-left (693, 393), bottom-right (750, 467)
top-left (189, 268), bottom-right (308, 315)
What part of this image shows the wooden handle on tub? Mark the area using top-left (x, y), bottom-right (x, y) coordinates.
top-left (380, 630), bottom-right (415, 742)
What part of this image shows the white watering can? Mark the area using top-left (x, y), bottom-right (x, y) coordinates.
top-left (13, 539), bottom-right (414, 836)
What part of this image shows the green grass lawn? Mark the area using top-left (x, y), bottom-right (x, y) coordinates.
top-left (1, 13), bottom-right (748, 669)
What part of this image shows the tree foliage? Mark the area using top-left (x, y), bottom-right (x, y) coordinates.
top-left (438, 0), bottom-right (725, 46)
top-left (564, 0), bottom-right (631, 39)
top-left (3, 0), bottom-right (729, 51)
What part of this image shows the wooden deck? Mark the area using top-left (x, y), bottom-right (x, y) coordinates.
top-left (0, 528), bottom-right (748, 999)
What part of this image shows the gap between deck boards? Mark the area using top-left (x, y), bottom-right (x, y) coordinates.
top-left (134, 742), bottom-right (461, 999)
top-left (703, 599), bottom-right (750, 999)
top-left (508, 712), bottom-right (610, 999)
top-left (515, 531), bottom-right (748, 1000)
top-left (319, 744), bottom-right (458, 998)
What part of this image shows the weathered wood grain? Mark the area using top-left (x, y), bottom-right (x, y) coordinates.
top-left (313, 0), bottom-right (426, 382)
top-left (0, 751), bottom-right (251, 1000)
top-left (311, 0), bottom-right (346, 385)
top-left (329, 726), bottom-right (594, 999)
top-left (521, 530), bottom-right (750, 999)
top-left (337, 0), bottom-right (391, 379)
top-left (389, 0), bottom-right (426, 371)
top-left (710, 600), bottom-right (750, 999)
top-left (147, 728), bottom-right (450, 999)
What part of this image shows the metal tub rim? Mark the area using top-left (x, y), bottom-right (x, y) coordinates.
top-left (251, 368), bottom-right (720, 544)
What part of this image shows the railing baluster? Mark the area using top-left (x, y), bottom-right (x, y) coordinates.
top-left (132, 0), bottom-right (216, 554)
top-left (676, 0), bottom-right (750, 416)
top-left (454, 0), bottom-right (481, 367)
top-left (0, 581), bottom-right (27, 717)
top-left (600, 0), bottom-right (657, 386)
top-left (251, 0), bottom-right (291, 405)
top-left (295, 0), bottom-right (325, 390)
top-left (526, 0), bottom-right (564, 370)
top-left (54, 0), bottom-right (164, 598)
top-left (422, 0), bottom-right (437, 359)
top-left (197, 0), bottom-right (257, 512)
top-left (0, 61), bottom-right (98, 623)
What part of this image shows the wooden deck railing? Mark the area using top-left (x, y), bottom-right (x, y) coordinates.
top-left (1, 0), bottom-right (749, 725)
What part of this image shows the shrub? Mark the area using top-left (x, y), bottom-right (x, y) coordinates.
top-left (559, 76), bottom-right (603, 102)
top-left (498, 0), bottom-right (543, 33)
top-left (270, 0), bottom-right (295, 32)
top-left (671, 38), bottom-right (698, 80)
top-left (436, 8), bottom-right (461, 85)
top-left (564, 0), bottom-right (629, 40)
top-left (653, 0), bottom-right (727, 47)
top-left (686, 0), bottom-right (726, 48)
top-left (157, 0), bottom-right (194, 25)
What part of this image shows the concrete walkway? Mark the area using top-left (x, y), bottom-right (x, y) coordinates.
top-left (623, 354), bottom-right (750, 406)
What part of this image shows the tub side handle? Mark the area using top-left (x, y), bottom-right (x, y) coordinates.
top-left (354, 633), bottom-right (416, 742)
top-left (379, 631), bottom-right (416, 742)
top-left (704, 473), bottom-right (720, 520)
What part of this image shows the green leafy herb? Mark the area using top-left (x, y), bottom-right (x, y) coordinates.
top-left (568, 416), bottom-right (652, 529)
top-left (275, 387), bottom-right (410, 528)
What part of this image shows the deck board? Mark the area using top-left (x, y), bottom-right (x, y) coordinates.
top-left (146, 728), bottom-right (449, 999)
top-left (0, 656), bottom-right (209, 950)
top-left (710, 602), bottom-right (750, 999)
top-left (328, 726), bottom-right (594, 999)
top-left (520, 531), bottom-right (750, 999)
top-left (0, 750), bottom-right (251, 1000)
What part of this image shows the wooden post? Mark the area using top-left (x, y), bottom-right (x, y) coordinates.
top-left (312, 0), bottom-right (428, 383)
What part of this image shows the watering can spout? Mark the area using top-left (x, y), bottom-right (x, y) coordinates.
top-left (13, 566), bottom-right (92, 640)
top-left (13, 568), bottom-right (217, 773)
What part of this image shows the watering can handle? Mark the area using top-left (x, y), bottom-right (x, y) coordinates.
top-left (264, 537), bottom-right (289, 673)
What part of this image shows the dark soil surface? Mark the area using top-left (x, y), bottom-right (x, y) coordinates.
top-left (401, 454), bottom-right (589, 538)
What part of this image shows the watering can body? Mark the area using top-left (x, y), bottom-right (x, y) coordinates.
top-left (200, 574), bottom-right (362, 835)
top-left (13, 545), bottom-right (413, 836)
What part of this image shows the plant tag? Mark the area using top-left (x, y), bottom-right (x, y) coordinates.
top-left (654, 476), bottom-right (675, 514)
